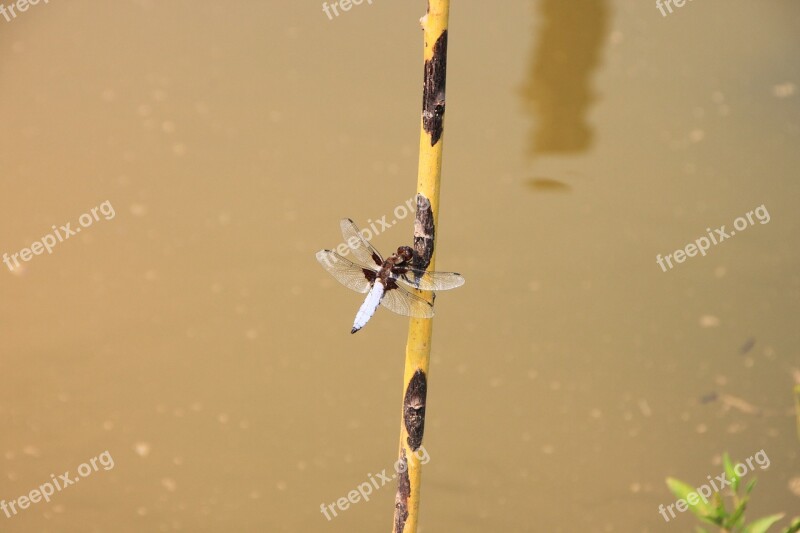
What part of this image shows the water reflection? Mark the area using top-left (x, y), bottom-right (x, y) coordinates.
top-left (521, 0), bottom-right (610, 155)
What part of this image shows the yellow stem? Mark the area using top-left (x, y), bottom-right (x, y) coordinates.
top-left (392, 2), bottom-right (450, 532)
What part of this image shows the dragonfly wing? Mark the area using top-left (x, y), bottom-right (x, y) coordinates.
top-left (380, 281), bottom-right (434, 318)
top-left (396, 269), bottom-right (465, 291)
top-left (316, 250), bottom-right (375, 293)
top-left (340, 218), bottom-right (384, 267)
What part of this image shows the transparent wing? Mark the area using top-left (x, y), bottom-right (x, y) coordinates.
top-left (340, 218), bottom-right (383, 267)
top-left (395, 269), bottom-right (465, 291)
top-left (379, 283), bottom-right (434, 318)
top-left (316, 250), bottom-right (375, 294)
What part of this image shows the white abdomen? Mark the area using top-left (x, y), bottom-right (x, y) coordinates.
top-left (352, 281), bottom-right (385, 333)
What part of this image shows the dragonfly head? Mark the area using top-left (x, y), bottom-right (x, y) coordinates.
top-left (396, 246), bottom-right (414, 263)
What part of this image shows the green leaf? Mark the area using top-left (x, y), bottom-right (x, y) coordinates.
top-left (723, 452), bottom-right (740, 492)
top-left (712, 491), bottom-right (728, 519)
top-left (695, 528), bottom-right (711, 533)
top-left (781, 517), bottom-right (800, 533)
top-left (745, 478), bottom-right (758, 496)
top-left (742, 513), bottom-right (785, 533)
top-left (666, 477), bottom-right (717, 520)
top-left (726, 495), bottom-right (749, 529)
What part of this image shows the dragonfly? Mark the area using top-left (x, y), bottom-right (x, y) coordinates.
top-left (316, 219), bottom-right (465, 333)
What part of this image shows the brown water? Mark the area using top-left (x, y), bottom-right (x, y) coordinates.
top-left (1, 1), bottom-right (799, 531)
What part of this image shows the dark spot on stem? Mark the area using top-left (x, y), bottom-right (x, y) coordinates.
top-left (413, 194), bottom-right (435, 279)
top-left (404, 370), bottom-right (427, 451)
top-left (422, 30), bottom-right (448, 146)
top-left (393, 448), bottom-right (410, 533)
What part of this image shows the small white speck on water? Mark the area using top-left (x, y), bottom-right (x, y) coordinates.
top-left (22, 445), bottom-right (41, 458)
top-left (773, 82), bottom-right (796, 98)
top-left (689, 129), bottom-right (705, 142)
top-left (788, 476), bottom-right (800, 497)
top-left (638, 399), bottom-right (652, 417)
top-left (133, 441), bottom-right (152, 458)
top-left (130, 203), bottom-right (148, 217)
top-left (699, 315), bottom-right (720, 328)
top-left (161, 478), bottom-right (177, 492)
top-left (726, 422), bottom-right (746, 434)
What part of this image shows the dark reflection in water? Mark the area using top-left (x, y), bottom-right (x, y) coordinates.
top-left (525, 177), bottom-right (572, 192)
top-left (521, 0), bottom-right (609, 156)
